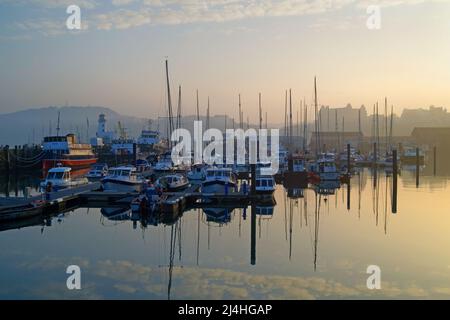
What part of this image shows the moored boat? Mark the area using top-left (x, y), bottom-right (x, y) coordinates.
top-left (101, 166), bottom-right (146, 192)
top-left (42, 134), bottom-right (97, 171)
top-left (202, 167), bottom-right (238, 193)
top-left (40, 166), bottom-right (89, 190)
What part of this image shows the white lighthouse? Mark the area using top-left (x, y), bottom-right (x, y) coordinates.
top-left (90, 114), bottom-right (115, 146)
top-left (97, 114), bottom-right (107, 137)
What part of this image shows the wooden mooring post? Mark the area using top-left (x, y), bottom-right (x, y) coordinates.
top-left (250, 202), bottom-right (256, 266)
top-left (392, 149), bottom-right (398, 214)
top-left (416, 147), bottom-right (420, 188)
top-left (433, 146), bottom-right (437, 176)
top-left (250, 164), bottom-right (256, 195)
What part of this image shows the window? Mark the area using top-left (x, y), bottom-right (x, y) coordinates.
top-left (262, 180), bottom-right (268, 187)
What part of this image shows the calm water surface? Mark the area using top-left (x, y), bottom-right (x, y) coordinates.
top-left (1, 166), bottom-right (450, 299)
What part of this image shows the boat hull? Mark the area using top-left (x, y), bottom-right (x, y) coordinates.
top-left (43, 158), bottom-right (97, 171)
top-left (202, 181), bottom-right (237, 194)
top-left (102, 179), bottom-right (143, 193)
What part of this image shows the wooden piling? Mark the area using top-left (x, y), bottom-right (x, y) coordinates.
top-left (4, 146), bottom-right (10, 172)
top-left (416, 147), bottom-right (420, 188)
top-left (392, 149), bottom-right (398, 213)
top-left (347, 182), bottom-right (351, 211)
top-left (250, 202), bottom-right (256, 265)
top-left (433, 146), bottom-right (437, 176)
top-left (14, 146), bottom-right (18, 176)
top-left (347, 143), bottom-right (351, 175)
top-left (250, 164), bottom-right (256, 195)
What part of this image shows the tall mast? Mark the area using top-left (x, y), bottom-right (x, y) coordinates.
top-left (265, 111), bottom-right (268, 129)
top-left (389, 104), bottom-right (394, 152)
top-left (303, 100), bottom-right (307, 152)
top-left (259, 92), bottom-right (262, 130)
top-left (196, 90), bottom-right (200, 121)
top-left (165, 59), bottom-right (174, 148)
top-left (289, 89), bottom-right (293, 149)
top-left (376, 101), bottom-right (379, 156)
top-left (284, 90), bottom-right (288, 140)
top-left (314, 77), bottom-right (319, 156)
top-left (176, 85), bottom-right (182, 130)
top-left (358, 107), bottom-right (362, 151)
top-left (238, 94), bottom-right (242, 130)
top-left (206, 97), bottom-right (210, 131)
top-left (384, 97), bottom-right (388, 155)
top-left (56, 111), bottom-right (61, 137)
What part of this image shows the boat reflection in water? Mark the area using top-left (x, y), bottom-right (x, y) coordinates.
top-left (100, 207), bottom-right (131, 222)
top-left (203, 207), bottom-right (233, 225)
top-left (313, 180), bottom-right (341, 195)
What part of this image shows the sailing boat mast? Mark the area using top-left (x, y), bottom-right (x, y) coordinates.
top-left (303, 99), bottom-right (307, 152)
top-left (314, 77), bottom-right (319, 157)
top-left (165, 59), bottom-right (174, 148)
top-left (56, 111), bottom-right (61, 137)
top-left (289, 89), bottom-right (293, 150)
top-left (259, 92), bottom-right (262, 130)
top-left (384, 97), bottom-right (388, 155)
top-left (389, 105), bottom-right (394, 152)
top-left (206, 97), bottom-right (210, 131)
top-left (196, 90), bottom-right (200, 121)
top-left (176, 85), bottom-right (182, 130)
top-left (238, 94), bottom-right (243, 130)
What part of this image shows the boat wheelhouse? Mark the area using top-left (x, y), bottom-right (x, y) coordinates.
top-left (101, 166), bottom-right (146, 192)
top-left (202, 167), bottom-right (238, 193)
top-left (40, 166), bottom-right (88, 190)
top-left (42, 134), bottom-right (97, 171)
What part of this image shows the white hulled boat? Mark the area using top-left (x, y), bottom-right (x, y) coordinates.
top-left (101, 166), bottom-right (146, 192)
top-left (202, 167), bottom-right (238, 193)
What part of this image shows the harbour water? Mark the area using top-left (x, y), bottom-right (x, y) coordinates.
top-left (1, 162), bottom-right (450, 299)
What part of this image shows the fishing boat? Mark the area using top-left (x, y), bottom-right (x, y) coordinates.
top-left (40, 167), bottom-right (89, 190)
top-left (135, 159), bottom-right (152, 173)
top-left (101, 166), bottom-right (146, 192)
top-left (153, 152), bottom-right (173, 172)
top-left (42, 134), bottom-right (97, 171)
top-left (311, 158), bottom-right (340, 181)
top-left (202, 167), bottom-right (238, 193)
top-left (155, 174), bottom-right (190, 191)
top-left (187, 163), bottom-right (207, 181)
top-left (86, 163), bottom-right (108, 181)
top-left (137, 129), bottom-right (160, 146)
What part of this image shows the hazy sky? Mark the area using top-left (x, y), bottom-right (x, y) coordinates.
top-left (0, 0), bottom-right (449, 122)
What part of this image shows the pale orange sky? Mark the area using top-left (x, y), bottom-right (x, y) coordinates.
top-left (0, 0), bottom-right (449, 121)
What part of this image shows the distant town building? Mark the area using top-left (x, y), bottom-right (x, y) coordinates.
top-left (411, 127), bottom-right (450, 147)
top-left (309, 131), bottom-right (364, 152)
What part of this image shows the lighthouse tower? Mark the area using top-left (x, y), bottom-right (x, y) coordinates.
top-left (97, 114), bottom-right (107, 137)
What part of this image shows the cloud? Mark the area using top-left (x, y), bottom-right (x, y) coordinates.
top-left (19, 256), bottom-right (450, 299)
top-left (3, 0), bottom-right (450, 37)
top-left (112, 0), bottom-right (135, 6)
top-left (0, 0), bottom-right (98, 9)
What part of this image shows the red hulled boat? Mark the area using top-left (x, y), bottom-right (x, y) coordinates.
top-left (42, 134), bottom-right (97, 172)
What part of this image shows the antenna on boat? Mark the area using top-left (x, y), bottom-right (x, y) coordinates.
top-left (196, 89), bottom-right (200, 121)
top-left (56, 111), bottom-right (61, 137)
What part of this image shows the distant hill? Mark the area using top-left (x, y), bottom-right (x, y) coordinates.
top-left (0, 106), bottom-right (148, 146)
